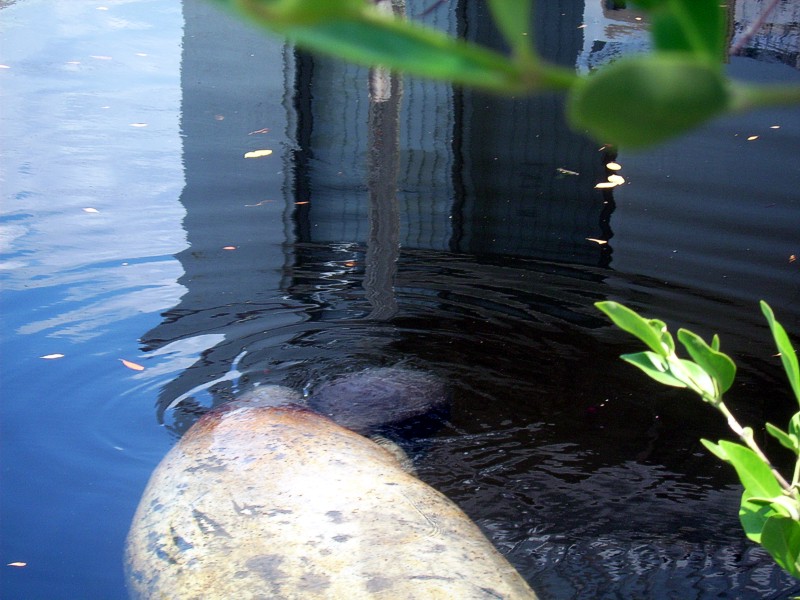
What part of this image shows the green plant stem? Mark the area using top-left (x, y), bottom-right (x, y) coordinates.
top-left (793, 458), bottom-right (800, 491)
top-left (526, 63), bottom-right (579, 92)
top-left (730, 82), bottom-right (800, 113)
top-left (717, 400), bottom-right (794, 492)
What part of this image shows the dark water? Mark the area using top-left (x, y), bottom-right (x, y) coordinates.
top-left (2, 1), bottom-right (799, 598)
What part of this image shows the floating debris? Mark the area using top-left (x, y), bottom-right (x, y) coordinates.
top-left (608, 174), bottom-right (625, 185)
top-left (120, 359), bottom-right (145, 371)
top-left (556, 167), bottom-right (580, 176)
top-left (244, 150), bottom-right (273, 159)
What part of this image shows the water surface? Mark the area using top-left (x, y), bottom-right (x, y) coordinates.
top-left (1, 1), bottom-right (799, 598)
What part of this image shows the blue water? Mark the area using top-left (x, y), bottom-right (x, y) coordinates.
top-left (2, 1), bottom-right (799, 598)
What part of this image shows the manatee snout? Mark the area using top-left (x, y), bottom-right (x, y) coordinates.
top-left (307, 367), bottom-right (448, 434)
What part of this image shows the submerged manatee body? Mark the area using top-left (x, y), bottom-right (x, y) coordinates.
top-left (125, 368), bottom-right (537, 599)
top-left (308, 366), bottom-right (448, 434)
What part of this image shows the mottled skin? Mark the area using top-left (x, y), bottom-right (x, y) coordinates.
top-left (126, 376), bottom-right (538, 599)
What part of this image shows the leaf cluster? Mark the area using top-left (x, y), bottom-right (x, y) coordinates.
top-left (211, 0), bottom-right (800, 148)
top-left (596, 300), bottom-right (800, 578)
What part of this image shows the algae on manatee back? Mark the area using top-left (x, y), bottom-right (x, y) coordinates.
top-left (126, 368), bottom-right (537, 598)
top-left (126, 395), bottom-right (537, 599)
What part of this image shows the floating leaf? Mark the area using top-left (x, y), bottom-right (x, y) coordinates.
top-left (120, 359), bottom-right (145, 371)
top-left (6, 562), bottom-right (26, 568)
top-left (607, 174), bottom-right (625, 185)
top-left (83, 208), bottom-right (99, 213)
top-left (606, 162), bottom-right (622, 171)
top-left (40, 353), bottom-right (65, 359)
top-left (556, 167), bottom-right (579, 176)
top-left (222, 246), bottom-right (237, 250)
top-left (244, 149), bottom-right (273, 158)
top-left (586, 238), bottom-right (607, 245)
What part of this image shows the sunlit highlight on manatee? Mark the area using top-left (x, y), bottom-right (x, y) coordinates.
top-left (125, 368), bottom-right (537, 599)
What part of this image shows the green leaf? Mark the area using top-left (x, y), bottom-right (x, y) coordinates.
top-left (761, 301), bottom-right (800, 407)
top-left (729, 441), bottom-right (786, 543)
top-left (719, 440), bottom-right (784, 500)
top-left (629, 0), bottom-right (663, 9)
top-left (765, 422), bottom-right (800, 454)
top-left (213, 0), bottom-right (529, 93)
top-left (621, 352), bottom-right (687, 388)
top-left (748, 495), bottom-right (800, 520)
top-left (740, 495), bottom-right (776, 543)
top-left (664, 355), bottom-right (716, 398)
top-left (568, 54), bottom-right (730, 147)
top-left (628, 0), bottom-right (726, 64)
top-left (677, 328), bottom-right (736, 394)
top-left (790, 413), bottom-right (800, 439)
top-left (760, 515), bottom-right (800, 578)
top-left (595, 301), bottom-right (671, 356)
top-left (486, 0), bottom-right (537, 63)
top-left (654, 0), bottom-right (726, 63)
top-left (701, 438), bottom-right (730, 462)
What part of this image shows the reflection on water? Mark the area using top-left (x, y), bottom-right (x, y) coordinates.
top-left (2, 0), bottom-right (800, 598)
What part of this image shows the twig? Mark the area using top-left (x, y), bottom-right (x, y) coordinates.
top-left (729, 0), bottom-right (782, 57)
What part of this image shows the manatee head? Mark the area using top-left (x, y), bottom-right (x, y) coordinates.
top-left (307, 367), bottom-right (448, 435)
top-left (226, 384), bottom-right (305, 411)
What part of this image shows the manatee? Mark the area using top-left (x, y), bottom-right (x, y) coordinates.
top-left (307, 366), bottom-right (449, 434)
top-left (125, 371), bottom-right (538, 599)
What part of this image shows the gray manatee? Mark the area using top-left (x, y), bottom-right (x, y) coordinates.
top-left (308, 366), bottom-right (449, 434)
top-left (125, 369), bottom-right (537, 599)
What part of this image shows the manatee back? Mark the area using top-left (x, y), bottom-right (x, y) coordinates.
top-left (125, 404), bottom-right (537, 599)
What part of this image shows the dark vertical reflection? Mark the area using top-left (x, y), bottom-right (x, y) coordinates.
top-left (453, 0), bottom-right (611, 265)
top-left (291, 0), bottom-right (614, 267)
top-left (290, 49), bottom-right (314, 242)
top-left (364, 1), bottom-right (404, 320)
